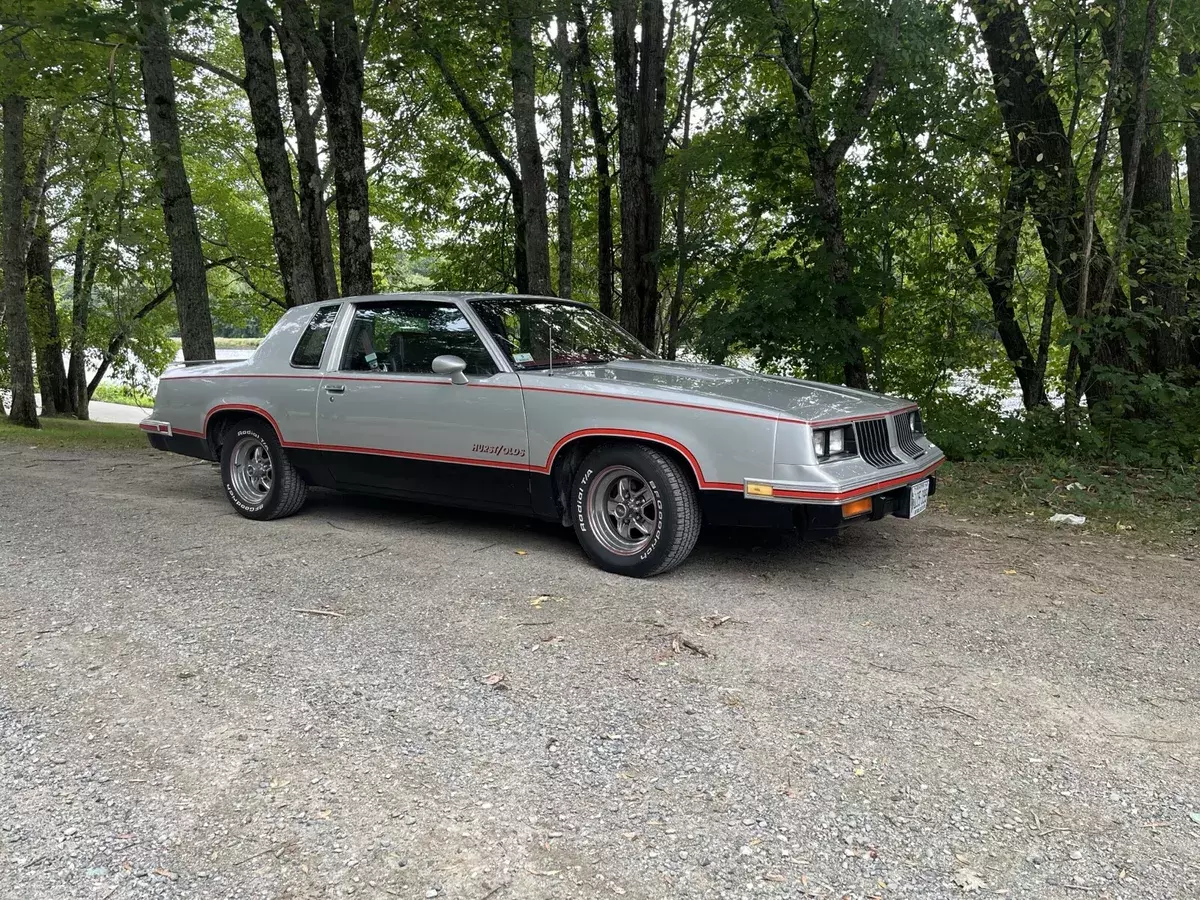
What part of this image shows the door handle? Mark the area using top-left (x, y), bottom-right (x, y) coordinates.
top-left (324, 384), bottom-right (346, 394)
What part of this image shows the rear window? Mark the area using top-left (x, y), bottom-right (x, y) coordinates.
top-left (290, 304), bottom-right (340, 368)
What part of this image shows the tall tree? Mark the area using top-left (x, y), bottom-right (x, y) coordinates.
top-left (766, 0), bottom-right (899, 389)
top-left (136, 0), bottom-right (216, 361)
top-left (1183, 50), bottom-right (1200, 346)
top-left (67, 222), bottom-right (99, 420)
top-left (277, 12), bottom-right (339, 300)
top-left (26, 217), bottom-right (69, 416)
top-left (237, 0), bottom-right (319, 308)
top-left (507, 0), bottom-right (553, 295)
top-left (2, 93), bottom-right (38, 427)
top-left (969, 0), bottom-right (1133, 408)
top-left (576, 4), bottom-right (614, 317)
top-left (1114, 10), bottom-right (1185, 373)
top-left (281, 0), bottom-right (375, 297)
top-left (416, 14), bottom-right (531, 292)
top-left (554, 0), bottom-right (574, 299)
top-left (612, 0), bottom-right (668, 345)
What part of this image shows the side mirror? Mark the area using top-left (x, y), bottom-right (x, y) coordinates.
top-left (432, 354), bottom-right (469, 385)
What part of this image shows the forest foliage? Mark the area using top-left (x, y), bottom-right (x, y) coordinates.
top-left (1, 0), bottom-right (1198, 471)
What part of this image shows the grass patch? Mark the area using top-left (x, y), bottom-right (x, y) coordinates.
top-left (935, 459), bottom-right (1199, 543)
top-left (92, 382), bottom-right (155, 408)
top-left (0, 416), bottom-right (146, 451)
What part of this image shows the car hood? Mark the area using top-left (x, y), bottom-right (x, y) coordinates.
top-left (546, 359), bottom-right (911, 422)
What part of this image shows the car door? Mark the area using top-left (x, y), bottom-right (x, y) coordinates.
top-left (315, 298), bottom-right (531, 510)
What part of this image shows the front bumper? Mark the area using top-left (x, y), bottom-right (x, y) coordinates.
top-left (794, 475), bottom-right (937, 539)
top-left (739, 456), bottom-right (944, 506)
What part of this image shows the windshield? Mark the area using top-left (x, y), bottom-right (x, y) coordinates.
top-left (470, 299), bottom-right (656, 370)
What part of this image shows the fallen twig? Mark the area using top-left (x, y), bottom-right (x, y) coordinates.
top-left (355, 547), bottom-right (387, 559)
top-left (666, 632), bottom-right (714, 658)
top-left (292, 608), bottom-right (346, 618)
top-left (235, 841), bottom-right (293, 865)
top-left (476, 884), bottom-right (508, 900)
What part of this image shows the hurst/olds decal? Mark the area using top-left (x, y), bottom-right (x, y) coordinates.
top-left (471, 442), bottom-right (527, 459)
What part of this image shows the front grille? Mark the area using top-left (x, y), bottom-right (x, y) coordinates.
top-left (893, 411), bottom-right (926, 458)
top-left (854, 418), bottom-right (902, 468)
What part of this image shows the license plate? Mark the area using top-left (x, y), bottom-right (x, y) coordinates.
top-left (908, 479), bottom-right (929, 518)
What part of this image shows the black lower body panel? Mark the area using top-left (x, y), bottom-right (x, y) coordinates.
top-left (147, 433), bottom-right (214, 461)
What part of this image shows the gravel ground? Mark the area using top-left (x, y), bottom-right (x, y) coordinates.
top-left (1, 444), bottom-right (1198, 900)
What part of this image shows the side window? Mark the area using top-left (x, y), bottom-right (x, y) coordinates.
top-left (340, 302), bottom-right (497, 376)
top-left (290, 304), bottom-right (341, 368)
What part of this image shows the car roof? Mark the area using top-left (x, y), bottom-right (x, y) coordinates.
top-left (292, 291), bottom-right (592, 310)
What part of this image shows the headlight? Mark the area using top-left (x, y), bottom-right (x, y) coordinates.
top-left (828, 428), bottom-right (845, 455)
top-left (909, 410), bottom-right (924, 434)
top-left (812, 426), bottom-right (854, 460)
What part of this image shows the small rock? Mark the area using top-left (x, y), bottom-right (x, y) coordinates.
top-left (1069, 850), bottom-right (1083, 861)
top-left (426, 890), bottom-right (439, 899)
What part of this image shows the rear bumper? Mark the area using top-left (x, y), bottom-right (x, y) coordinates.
top-left (145, 431), bottom-right (214, 461)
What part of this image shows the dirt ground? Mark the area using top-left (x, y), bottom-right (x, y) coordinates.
top-left (1, 444), bottom-right (1197, 900)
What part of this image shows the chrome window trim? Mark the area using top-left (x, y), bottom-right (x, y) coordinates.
top-left (289, 302), bottom-right (344, 370)
top-left (329, 297), bottom-right (509, 376)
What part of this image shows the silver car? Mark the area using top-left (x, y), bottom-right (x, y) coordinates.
top-left (143, 293), bottom-right (943, 576)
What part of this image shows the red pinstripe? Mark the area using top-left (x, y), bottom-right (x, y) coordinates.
top-left (184, 405), bottom-right (936, 501)
top-left (161, 371), bottom-right (914, 427)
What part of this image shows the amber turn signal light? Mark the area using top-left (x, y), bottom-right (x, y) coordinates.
top-left (841, 498), bottom-right (872, 518)
top-left (746, 482), bottom-right (774, 497)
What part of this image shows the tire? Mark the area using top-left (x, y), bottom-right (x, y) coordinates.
top-left (219, 418), bottom-right (308, 521)
top-left (570, 443), bottom-right (701, 577)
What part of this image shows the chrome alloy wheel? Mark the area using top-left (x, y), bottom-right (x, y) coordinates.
top-left (586, 465), bottom-right (658, 556)
top-left (230, 435), bottom-right (274, 505)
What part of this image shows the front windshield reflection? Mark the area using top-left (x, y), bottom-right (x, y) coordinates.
top-left (470, 299), bottom-right (656, 370)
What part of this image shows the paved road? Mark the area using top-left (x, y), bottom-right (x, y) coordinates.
top-left (1, 446), bottom-right (1197, 899)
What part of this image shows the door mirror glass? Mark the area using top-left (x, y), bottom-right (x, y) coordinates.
top-left (432, 354), bottom-right (469, 385)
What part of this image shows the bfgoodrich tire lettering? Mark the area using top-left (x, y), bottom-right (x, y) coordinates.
top-left (219, 418), bottom-right (308, 521)
top-left (570, 443), bottom-right (701, 577)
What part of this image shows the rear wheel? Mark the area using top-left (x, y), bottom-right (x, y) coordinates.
top-left (570, 443), bottom-right (701, 577)
top-left (219, 418), bottom-right (307, 520)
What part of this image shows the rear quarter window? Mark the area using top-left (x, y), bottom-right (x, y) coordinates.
top-left (291, 305), bottom-right (341, 368)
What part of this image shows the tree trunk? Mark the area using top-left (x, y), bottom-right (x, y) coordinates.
top-left (420, 29), bottom-right (529, 291)
top-left (811, 164), bottom-right (869, 387)
top-left (281, 0), bottom-right (374, 296)
top-left (1120, 106), bottom-right (1185, 372)
top-left (507, 0), bottom-right (553, 295)
top-left (136, 0), bottom-right (216, 362)
top-left (666, 12), bottom-right (704, 361)
top-left (67, 226), bottom-right (98, 420)
top-left (26, 217), bottom-right (69, 416)
top-left (954, 176), bottom-right (1045, 409)
top-left (612, 0), bottom-right (667, 346)
top-left (766, 0), bottom-right (891, 389)
top-left (554, 0), bottom-right (574, 299)
top-left (970, 0), bottom-right (1132, 406)
top-left (1183, 52), bottom-right (1200, 363)
top-left (2, 93), bottom-right (38, 427)
top-left (237, 0), bottom-right (319, 309)
top-left (576, 5), bottom-right (614, 318)
top-left (278, 11), bottom-right (338, 300)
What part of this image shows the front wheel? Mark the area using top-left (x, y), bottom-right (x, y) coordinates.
top-left (219, 418), bottom-right (308, 520)
top-left (570, 443), bottom-right (701, 577)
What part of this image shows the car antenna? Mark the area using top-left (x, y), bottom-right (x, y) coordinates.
top-left (547, 319), bottom-right (553, 376)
